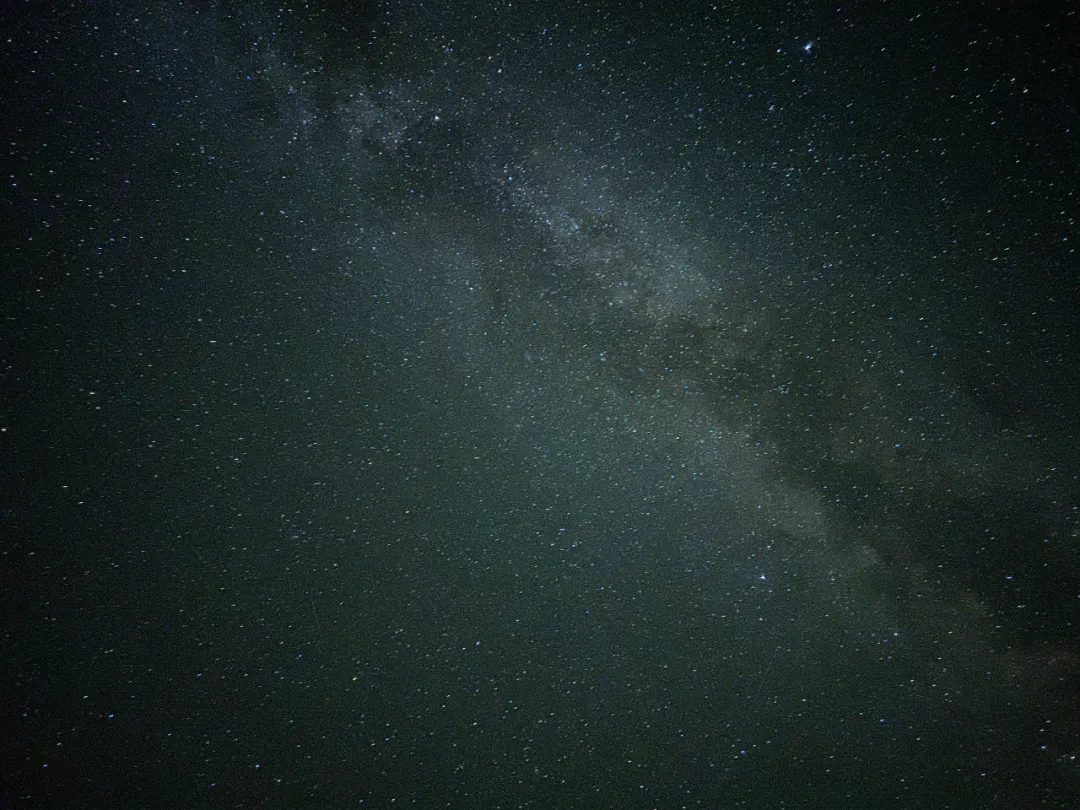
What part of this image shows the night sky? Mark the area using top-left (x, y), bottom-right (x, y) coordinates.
top-left (4, 0), bottom-right (1080, 807)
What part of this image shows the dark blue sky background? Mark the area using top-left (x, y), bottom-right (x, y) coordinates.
top-left (4, 0), bottom-right (1079, 806)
